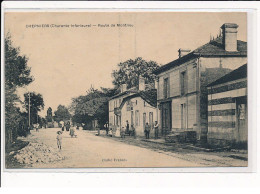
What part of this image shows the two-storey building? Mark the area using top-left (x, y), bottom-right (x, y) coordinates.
top-left (154, 23), bottom-right (247, 142)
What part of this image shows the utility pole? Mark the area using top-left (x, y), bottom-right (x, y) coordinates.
top-left (28, 92), bottom-right (30, 129)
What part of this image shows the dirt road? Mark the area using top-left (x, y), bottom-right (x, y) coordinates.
top-left (20, 128), bottom-right (201, 168)
top-left (17, 128), bottom-right (247, 168)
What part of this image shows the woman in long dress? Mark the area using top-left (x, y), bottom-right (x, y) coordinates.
top-left (66, 121), bottom-right (70, 131)
top-left (69, 126), bottom-right (75, 137)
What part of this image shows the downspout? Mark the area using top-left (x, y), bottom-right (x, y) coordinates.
top-left (197, 55), bottom-right (201, 141)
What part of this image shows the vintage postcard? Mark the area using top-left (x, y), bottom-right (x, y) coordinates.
top-left (3, 10), bottom-right (249, 169)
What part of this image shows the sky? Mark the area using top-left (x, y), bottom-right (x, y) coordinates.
top-left (4, 12), bottom-right (247, 116)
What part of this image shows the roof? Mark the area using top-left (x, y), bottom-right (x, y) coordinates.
top-left (154, 36), bottom-right (247, 75)
top-left (221, 23), bottom-right (239, 29)
top-left (203, 67), bottom-right (232, 86)
top-left (119, 89), bottom-right (157, 109)
top-left (207, 64), bottom-right (247, 87)
top-left (110, 90), bottom-right (138, 100)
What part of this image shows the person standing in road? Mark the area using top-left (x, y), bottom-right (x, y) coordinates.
top-left (56, 131), bottom-right (62, 150)
top-left (66, 121), bottom-right (70, 131)
top-left (125, 120), bottom-right (129, 135)
top-left (121, 127), bottom-right (126, 138)
top-left (131, 124), bottom-right (136, 139)
top-left (144, 122), bottom-right (150, 139)
top-left (70, 125), bottom-right (75, 138)
top-left (154, 121), bottom-right (159, 139)
top-left (60, 121), bottom-right (65, 131)
top-left (36, 123), bottom-right (39, 132)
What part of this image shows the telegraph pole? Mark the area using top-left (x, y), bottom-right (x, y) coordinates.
top-left (28, 92), bottom-right (30, 129)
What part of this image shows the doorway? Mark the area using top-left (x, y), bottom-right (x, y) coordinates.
top-left (161, 102), bottom-right (172, 135)
top-left (236, 96), bottom-right (247, 143)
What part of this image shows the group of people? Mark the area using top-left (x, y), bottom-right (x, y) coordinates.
top-left (56, 121), bottom-right (78, 150)
top-left (119, 120), bottom-right (136, 139)
top-left (144, 121), bottom-right (159, 139)
top-left (118, 120), bottom-right (159, 139)
top-left (59, 121), bottom-right (76, 137)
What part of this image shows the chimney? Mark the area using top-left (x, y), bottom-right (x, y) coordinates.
top-left (221, 23), bottom-right (238, 52)
top-left (120, 83), bottom-right (127, 93)
top-left (138, 76), bottom-right (145, 91)
top-left (178, 49), bottom-right (191, 58)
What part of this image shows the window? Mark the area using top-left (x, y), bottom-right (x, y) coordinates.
top-left (114, 115), bottom-right (116, 126)
top-left (135, 110), bottom-right (140, 126)
top-left (164, 78), bottom-right (169, 98)
top-left (149, 112), bottom-right (153, 127)
top-left (180, 71), bottom-right (187, 95)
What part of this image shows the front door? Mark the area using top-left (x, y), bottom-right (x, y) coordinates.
top-left (236, 96), bottom-right (247, 143)
top-left (161, 102), bottom-right (172, 136)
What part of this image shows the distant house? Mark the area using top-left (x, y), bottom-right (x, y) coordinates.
top-left (85, 119), bottom-right (99, 130)
top-left (109, 77), bottom-right (158, 137)
top-left (207, 64), bottom-right (247, 146)
top-left (154, 23), bottom-right (247, 142)
top-left (109, 84), bottom-right (139, 135)
top-left (119, 89), bottom-right (157, 137)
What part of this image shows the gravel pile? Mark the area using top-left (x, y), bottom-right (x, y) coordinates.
top-left (14, 142), bottom-right (64, 165)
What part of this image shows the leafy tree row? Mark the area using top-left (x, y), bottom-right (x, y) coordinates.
top-left (5, 33), bottom-right (44, 144)
top-left (70, 57), bottom-right (160, 130)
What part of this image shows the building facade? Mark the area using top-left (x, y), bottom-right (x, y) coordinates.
top-left (207, 64), bottom-right (247, 146)
top-left (108, 78), bottom-right (158, 137)
top-left (154, 23), bottom-right (247, 141)
top-left (108, 87), bottom-right (136, 136)
top-left (119, 90), bottom-right (157, 136)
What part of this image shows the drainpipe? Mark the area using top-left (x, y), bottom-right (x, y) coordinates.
top-left (197, 55), bottom-right (201, 141)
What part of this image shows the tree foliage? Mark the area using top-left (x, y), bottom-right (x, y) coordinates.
top-left (5, 33), bottom-right (34, 144)
top-left (46, 107), bottom-right (53, 122)
top-left (54, 105), bottom-right (71, 123)
top-left (24, 92), bottom-right (44, 124)
top-left (112, 57), bottom-right (160, 89)
top-left (70, 87), bottom-right (116, 129)
top-left (5, 33), bottom-right (33, 89)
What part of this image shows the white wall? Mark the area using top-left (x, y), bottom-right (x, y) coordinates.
top-left (200, 57), bottom-right (247, 71)
top-left (121, 96), bottom-right (158, 136)
top-left (157, 58), bottom-right (197, 100)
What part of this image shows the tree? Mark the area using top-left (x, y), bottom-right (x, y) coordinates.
top-left (54, 105), bottom-right (71, 123)
top-left (5, 32), bottom-right (33, 89)
top-left (24, 92), bottom-right (44, 124)
top-left (46, 107), bottom-right (53, 122)
top-left (5, 33), bottom-right (34, 144)
top-left (70, 87), bottom-right (116, 129)
top-left (112, 57), bottom-right (160, 89)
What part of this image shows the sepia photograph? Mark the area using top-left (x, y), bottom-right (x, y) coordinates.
top-left (3, 11), bottom-right (248, 169)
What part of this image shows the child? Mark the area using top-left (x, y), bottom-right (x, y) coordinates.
top-left (56, 131), bottom-right (62, 150)
top-left (121, 127), bottom-right (125, 138)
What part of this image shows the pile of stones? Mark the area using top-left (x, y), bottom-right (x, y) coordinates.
top-left (13, 142), bottom-right (64, 165)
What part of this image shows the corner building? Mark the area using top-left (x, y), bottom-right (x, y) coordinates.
top-left (154, 23), bottom-right (247, 142)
